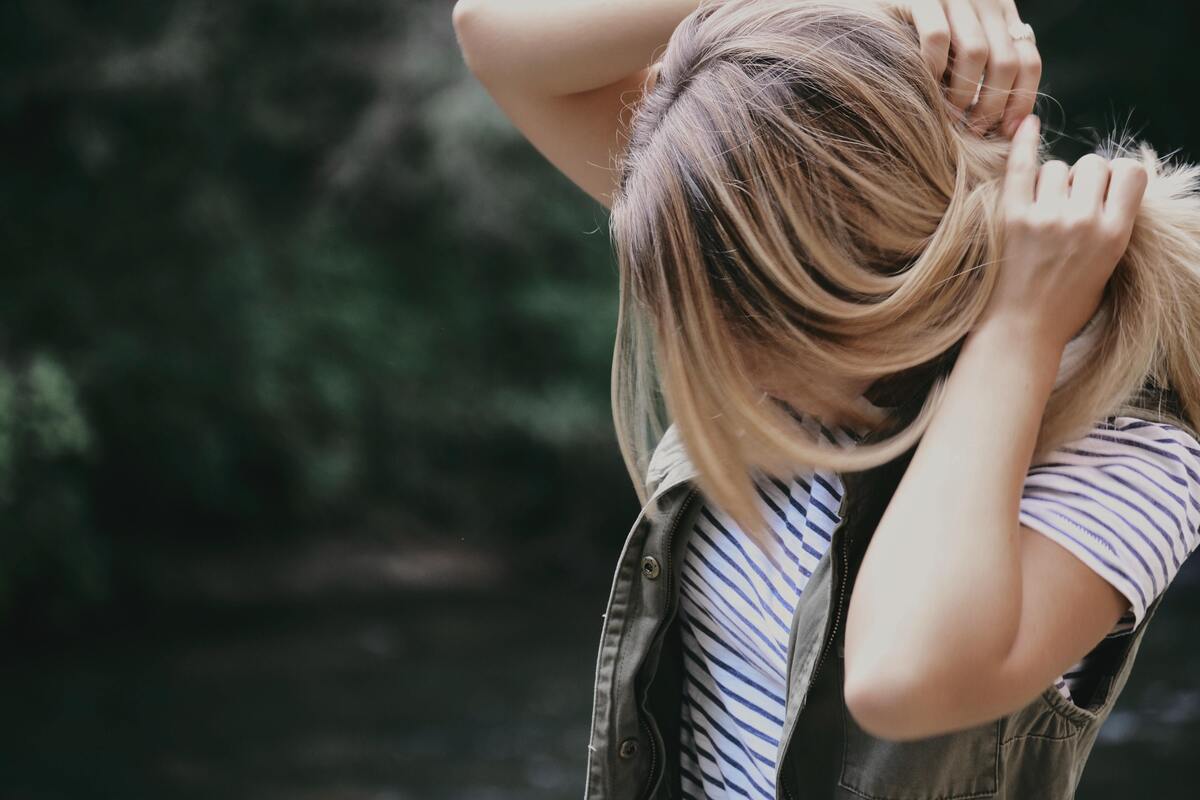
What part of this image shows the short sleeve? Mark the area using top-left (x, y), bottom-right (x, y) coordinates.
top-left (1018, 416), bottom-right (1200, 637)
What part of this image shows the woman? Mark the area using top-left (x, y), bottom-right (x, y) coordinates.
top-left (453, 1), bottom-right (1200, 797)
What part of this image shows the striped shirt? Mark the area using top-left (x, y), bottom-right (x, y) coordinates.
top-left (676, 415), bottom-right (1200, 800)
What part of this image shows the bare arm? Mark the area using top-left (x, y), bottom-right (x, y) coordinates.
top-left (451, 0), bottom-right (700, 207)
top-left (450, 0), bottom-right (1040, 209)
top-left (842, 114), bottom-right (1150, 741)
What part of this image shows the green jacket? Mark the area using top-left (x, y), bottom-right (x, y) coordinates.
top-left (583, 423), bottom-right (1164, 799)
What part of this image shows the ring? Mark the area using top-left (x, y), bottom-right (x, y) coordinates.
top-left (1008, 21), bottom-right (1036, 44)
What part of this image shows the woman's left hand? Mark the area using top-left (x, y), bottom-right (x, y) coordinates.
top-left (896, 0), bottom-right (1042, 137)
top-left (845, 117), bottom-right (1146, 739)
top-left (980, 114), bottom-right (1149, 352)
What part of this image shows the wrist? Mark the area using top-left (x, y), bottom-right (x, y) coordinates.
top-left (960, 315), bottom-right (1064, 393)
top-left (969, 313), bottom-right (1067, 363)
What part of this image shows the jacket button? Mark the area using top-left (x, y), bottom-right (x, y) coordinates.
top-left (618, 737), bottom-right (639, 759)
top-left (640, 556), bottom-right (661, 580)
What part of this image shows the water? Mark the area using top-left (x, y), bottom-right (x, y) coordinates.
top-left (1, 566), bottom-right (1197, 798)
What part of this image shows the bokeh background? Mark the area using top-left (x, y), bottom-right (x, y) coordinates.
top-left (1, 1), bottom-right (1197, 798)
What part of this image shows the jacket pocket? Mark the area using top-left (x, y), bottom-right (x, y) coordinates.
top-left (838, 696), bottom-right (1000, 800)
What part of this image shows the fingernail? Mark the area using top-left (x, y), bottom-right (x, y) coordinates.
top-left (1020, 114), bottom-right (1040, 136)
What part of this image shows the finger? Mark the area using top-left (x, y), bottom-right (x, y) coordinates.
top-left (1002, 113), bottom-right (1040, 210)
top-left (944, 0), bottom-right (989, 112)
top-left (909, 0), bottom-right (952, 79)
top-left (999, 35), bottom-right (1042, 138)
top-left (1103, 158), bottom-right (1149, 227)
top-left (1035, 159), bottom-right (1070, 206)
top-left (1067, 154), bottom-right (1111, 214)
top-left (966, 8), bottom-right (1020, 134)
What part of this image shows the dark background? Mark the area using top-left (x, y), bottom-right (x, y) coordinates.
top-left (1, 1), bottom-right (1197, 797)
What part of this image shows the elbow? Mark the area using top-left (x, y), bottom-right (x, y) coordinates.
top-left (451, 0), bottom-right (482, 39)
top-left (451, 0), bottom-right (491, 79)
top-left (844, 659), bottom-right (1009, 742)
top-left (843, 661), bottom-right (947, 742)
top-left (842, 626), bottom-right (941, 741)
top-left (843, 669), bottom-right (923, 742)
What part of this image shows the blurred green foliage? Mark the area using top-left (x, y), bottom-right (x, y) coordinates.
top-left (0, 356), bottom-right (101, 626)
top-left (0, 0), bottom-right (630, 629)
top-left (1, 0), bottom-right (1198, 630)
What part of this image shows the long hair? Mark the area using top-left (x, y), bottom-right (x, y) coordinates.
top-left (609, 0), bottom-right (1200, 556)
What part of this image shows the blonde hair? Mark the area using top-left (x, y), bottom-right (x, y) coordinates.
top-left (609, 0), bottom-right (1200, 557)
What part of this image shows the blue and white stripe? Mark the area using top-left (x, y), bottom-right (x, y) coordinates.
top-left (677, 415), bottom-right (1200, 800)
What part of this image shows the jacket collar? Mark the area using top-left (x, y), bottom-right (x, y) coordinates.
top-left (645, 423), bottom-right (699, 500)
top-left (642, 405), bottom-right (898, 504)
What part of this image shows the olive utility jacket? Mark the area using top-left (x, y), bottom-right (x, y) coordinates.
top-left (583, 423), bottom-right (1165, 800)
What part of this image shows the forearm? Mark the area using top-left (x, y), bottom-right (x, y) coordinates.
top-left (452, 0), bottom-right (699, 96)
top-left (843, 319), bottom-right (1063, 728)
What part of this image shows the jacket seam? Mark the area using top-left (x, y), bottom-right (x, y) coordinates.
top-left (616, 549), bottom-right (646, 769)
top-left (838, 707), bottom-right (1001, 800)
top-left (836, 783), bottom-right (1000, 800)
top-left (1036, 686), bottom-right (1100, 729)
top-left (1001, 730), bottom-right (1079, 745)
top-left (587, 511), bottom-right (652, 799)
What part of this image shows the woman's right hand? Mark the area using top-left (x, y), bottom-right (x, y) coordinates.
top-left (978, 114), bottom-right (1149, 352)
top-left (893, 0), bottom-right (1042, 137)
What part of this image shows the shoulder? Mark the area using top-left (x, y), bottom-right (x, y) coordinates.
top-left (1090, 415), bottom-right (1200, 459)
top-left (1017, 415), bottom-right (1200, 632)
top-left (1031, 416), bottom-right (1200, 494)
top-left (1023, 415), bottom-right (1200, 528)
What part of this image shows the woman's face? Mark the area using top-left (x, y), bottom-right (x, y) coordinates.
top-left (738, 342), bottom-right (874, 427)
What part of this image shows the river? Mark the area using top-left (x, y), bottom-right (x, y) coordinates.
top-left (2, 556), bottom-right (1197, 798)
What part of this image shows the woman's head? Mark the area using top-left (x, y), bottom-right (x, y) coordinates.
top-left (610, 0), bottom-right (1200, 551)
